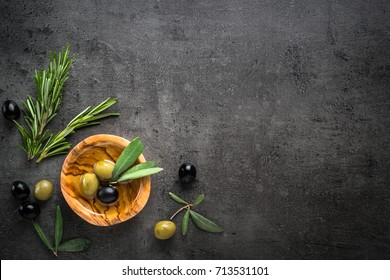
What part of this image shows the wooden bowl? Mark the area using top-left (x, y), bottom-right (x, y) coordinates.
top-left (60, 134), bottom-right (151, 226)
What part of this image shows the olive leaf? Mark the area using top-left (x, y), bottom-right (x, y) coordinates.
top-left (167, 193), bottom-right (224, 237)
top-left (193, 194), bottom-right (205, 206)
top-left (57, 238), bottom-right (91, 252)
top-left (116, 167), bottom-right (163, 182)
top-left (111, 137), bottom-right (143, 181)
top-left (127, 161), bottom-right (157, 173)
top-left (189, 210), bottom-right (223, 233)
top-left (181, 208), bottom-right (190, 235)
top-left (33, 220), bottom-right (53, 251)
top-left (54, 205), bottom-right (63, 253)
top-left (169, 192), bottom-right (188, 204)
top-left (32, 205), bottom-right (92, 256)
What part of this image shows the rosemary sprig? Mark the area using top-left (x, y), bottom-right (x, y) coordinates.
top-left (36, 98), bottom-right (119, 163)
top-left (14, 43), bottom-right (119, 163)
top-left (14, 43), bottom-right (75, 161)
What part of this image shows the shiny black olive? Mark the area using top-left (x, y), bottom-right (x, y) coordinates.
top-left (179, 163), bottom-right (197, 183)
top-left (96, 185), bottom-right (119, 205)
top-left (2, 100), bottom-right (21, 121)
top-left (19, 201), bottom-right (40, 219)
top-left (11, 181), bottom-right (30, 199)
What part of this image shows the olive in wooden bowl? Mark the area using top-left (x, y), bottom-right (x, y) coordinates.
top-left (60, 134), bottom-right (151, 226)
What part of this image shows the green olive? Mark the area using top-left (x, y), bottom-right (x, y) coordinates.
top-left (154, 220), bottom-right (176, 240)
top-left (79, 173), bottom-right (99, 198)
top-left (93, 160), bottom-right (115, 180)
top-left (34, 180), bottom-right (53, 201)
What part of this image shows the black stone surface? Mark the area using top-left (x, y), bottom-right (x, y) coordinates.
top-left (1, 0), bottom-right (390, 260)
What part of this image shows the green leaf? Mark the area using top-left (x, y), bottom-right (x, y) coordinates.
top-left (128, 161), bottom-right (157, 173)
top-left (182, 208), bottom-right (190, 235)
top-left (169, 192), bottom-right (188, 205)
top-left (116, 167), bottom-right (163, 182)
top-left (111, 137), bottom-right (143, 181)
top-left (193, 194), bottom-right (205, 206)
top-left (33, 220), bottom-right (54, 251)
top-left (57, 238), bottom-right (91, 252)
top-left (54, 205), bottom-right (63, 252)
top-left (189, 210), bottom-right (223, 233)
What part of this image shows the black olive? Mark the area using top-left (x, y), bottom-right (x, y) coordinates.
top-left (2, 100), bottom-right (21, 121)
top-left (97, 185), bottom-right (119, 205)
top-left (179, 163), bottom-right (197, 183)
top-left (11, 181), bottom-right (30, 199)
top-left (19, 201), bottom-right (40, 219)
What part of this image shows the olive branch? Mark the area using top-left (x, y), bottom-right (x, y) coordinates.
top-left (33, 206), bottom-right (91, 256)
top-left (168, 192), bottom-right (223, 235)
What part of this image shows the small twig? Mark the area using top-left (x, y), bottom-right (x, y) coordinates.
top-left (170, 204), bottom-right (192, 220)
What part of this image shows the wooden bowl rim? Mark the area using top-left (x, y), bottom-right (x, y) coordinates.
top-left (60, 134), bottom-right (151, 226)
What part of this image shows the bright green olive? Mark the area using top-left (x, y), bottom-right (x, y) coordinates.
top-left (93, 160), bottom-right (115, 180)
top-left (154, 220), bottom-right (176, 240)
top-left (34, 180), bottom-right (53, 201)
top-left (79, 173), bottom-right (99, 198)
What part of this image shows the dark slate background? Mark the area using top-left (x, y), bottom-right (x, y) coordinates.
top-left (1, 0), bottom-right (390, 260)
